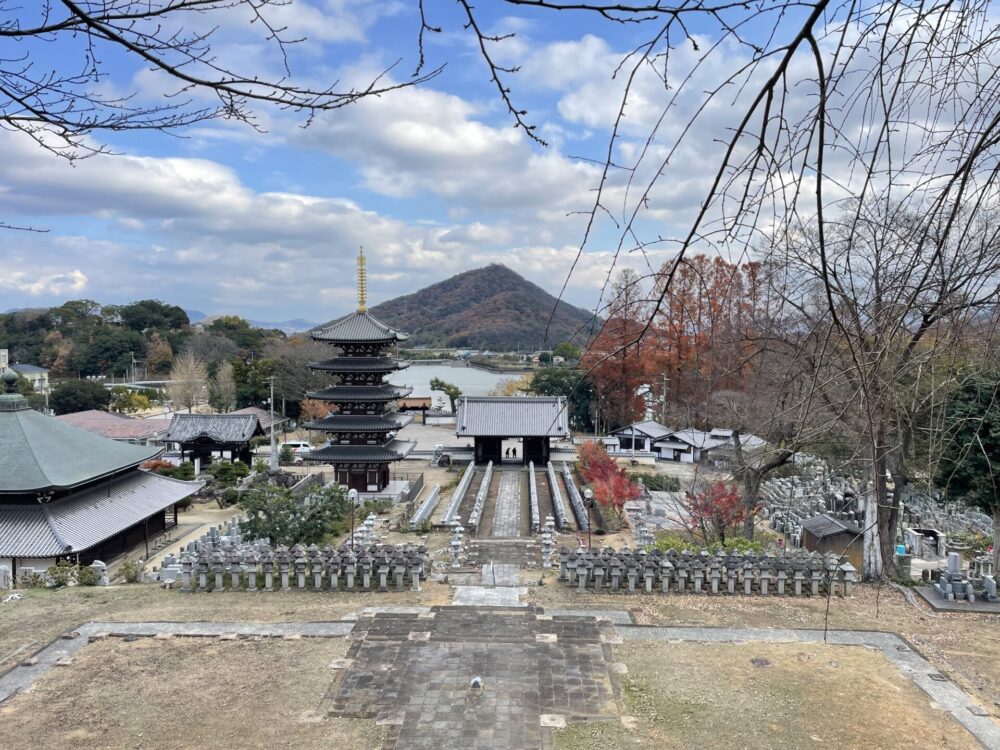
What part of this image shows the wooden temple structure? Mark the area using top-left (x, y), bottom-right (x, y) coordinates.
top-left (0, 369), bottom-right (201, 575)
top-left (303, 249), bottom-right (415, 492)
top-left (455, 396), bottom-right (570, 465)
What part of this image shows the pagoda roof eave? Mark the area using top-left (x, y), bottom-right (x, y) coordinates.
top-left (303, 439), bottom-right (416, 463)
top-left (311, 311), bottom-right (409, 344)
top-left (302, 413), bottom-right (415, 432)
top-left (305, 385), bottom-right (414, 402)
top-left (307, 357), bottom-right (411, 373)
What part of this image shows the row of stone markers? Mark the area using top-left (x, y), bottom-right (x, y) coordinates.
top-left (558, 547), bottom-right (857, 596)
top-left (466, 460), bottom-right (494, 534)
top-left (179, 542), bottom-right (429, 593)
top-left (528, 462), bottom-right (541, 533)
top-left (546, 461), bottom-right (570, 530)
top-left (561, 462), bottom-right (590, 532)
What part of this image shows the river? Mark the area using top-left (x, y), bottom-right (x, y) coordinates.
top-left (387, 363), bottom-right (514, 397)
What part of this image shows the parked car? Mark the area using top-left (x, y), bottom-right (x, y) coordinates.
top-left (280, 440), bottom-right (313, 463)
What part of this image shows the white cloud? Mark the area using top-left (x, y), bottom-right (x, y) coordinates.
top-left (0, 267), bottom-right (88, 296)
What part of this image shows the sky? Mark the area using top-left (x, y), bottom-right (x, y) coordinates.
top-left (0, 0), bottom-right (826, 322)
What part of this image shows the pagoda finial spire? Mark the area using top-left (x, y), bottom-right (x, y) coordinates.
top-left (357, 245), bottom-right (367, 313)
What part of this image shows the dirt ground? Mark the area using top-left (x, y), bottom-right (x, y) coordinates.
top-left (529, 578), bottom-right (1000, 716)
top-left (0, 639), bottom-right (383, 750)
top-left (556, 641), bottom-right (980, 750)
top-left (0, 584), bottom-right (452, 670)
top-left (2, 578), bottom-right (998, 747)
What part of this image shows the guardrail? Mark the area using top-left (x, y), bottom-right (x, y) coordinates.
top-left (467, 461), bottom-right (494, 533)
top-left (562, 462), bottom-right (590, 532)
top-left (528, 462), bottom-right (541, 533)
top-left (409, 485), bottom-right (442, 530)
top-left (442, 462), bottom-right (476, 524)
top-left (547, 461), bottom-right (569, 530)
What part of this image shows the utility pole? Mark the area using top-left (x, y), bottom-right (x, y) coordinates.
top-left (268, 376), bottom-right (278, 472)
top-left (660, 372), bottom-right (668, 424)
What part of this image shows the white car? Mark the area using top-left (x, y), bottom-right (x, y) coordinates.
top-left (280, 441), bottom-right (313, 462)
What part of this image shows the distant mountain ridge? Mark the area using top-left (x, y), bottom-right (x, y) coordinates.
top-left (353, 265), bottom-right (596, 350)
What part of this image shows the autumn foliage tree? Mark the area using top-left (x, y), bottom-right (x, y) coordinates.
top-left (685, 482), bottom-right (749, 544)
top-left (578, 441), bottom-right (640, 519)
top-left (582, 269), bottom-right (648, 430)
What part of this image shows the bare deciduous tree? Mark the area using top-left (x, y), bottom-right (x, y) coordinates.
top-left (209, 359), bottom-right (236, 412)
top-left (168, 350), bottom-right (207, 413)
top-left (0, 1), bottom-right (440, 164)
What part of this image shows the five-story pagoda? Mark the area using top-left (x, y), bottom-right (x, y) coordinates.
top-left (303, 249), bottom-right (415, 492)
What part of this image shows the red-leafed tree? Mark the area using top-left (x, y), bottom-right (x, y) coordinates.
top-left (579, 441), bottom-right (640, 519)
top-left (593, 471), bottom-right (641, 519)
top-left (578, 441), bottom-right (619, 485)
top-left (685, 482), bottom-right (750, 544)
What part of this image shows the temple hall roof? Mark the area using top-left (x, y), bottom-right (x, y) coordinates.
top-left (0, 371), bottom-right (161, 494)
top-left (0, 471), bottom-right (202, 557)
top-left (455, 397), bottom-right (570, 438)
top-left (164, 413), bottom-right (262, 444)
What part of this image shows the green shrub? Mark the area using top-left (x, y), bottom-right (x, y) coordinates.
top-left (46, 560), bottom-right (77, 587)
top-left (76, 565), bottom-right (100, 586)
top-left (253, 458), bottom-right (269, 473)
top-left (217, 487), bottom-right (240, 509)
top-left (652, 532), bottom-right (763, 555)
top-left (18, 572), bottom-right (46, 589)
top-left (207, 461), bottom-right (250, 486)
top-left (362, 498), bottom-right (393, 515)
top-left (119, 559), bottom-right (145, 583)
top-left (629, 472), bottom-right (681, 492)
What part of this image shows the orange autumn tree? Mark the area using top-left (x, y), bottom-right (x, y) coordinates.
top-left (647, 255), bottom-right (770, 422)
top-left (582, 269), bottom-right (650, 430)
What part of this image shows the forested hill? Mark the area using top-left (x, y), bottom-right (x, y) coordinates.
top-left (364, 265), bottom-right (597, 350)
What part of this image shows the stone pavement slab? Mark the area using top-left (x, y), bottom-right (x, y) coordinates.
top-left (452, 586), bottom-right (527, 607)
top-left (491, 471), bottom-right (522, 538)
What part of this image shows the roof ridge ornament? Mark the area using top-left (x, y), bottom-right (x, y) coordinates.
top-left (357, 245), bottom-right (367, 313)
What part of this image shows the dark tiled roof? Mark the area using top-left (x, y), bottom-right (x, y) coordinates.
top-left (165, 413), bottom-right (261, 444)
top-left (303, 413), bottom-right (414, 432)
top-left (312, 311), bottom-right (409, 343)
top-left (801, 514), bottom-right (862, 539)
top-left (455, 397), bottom-right (569, 438)
top-left (309, 357), bottom-right (409, 373)
top-left (305, 439), bottom-right (416, 463)
top-left (1, 401), bottom-right (161, 494)
top-left (305, 385), bottom-right (413, 402)
top-left (0, 471), bottom-right (202, 557)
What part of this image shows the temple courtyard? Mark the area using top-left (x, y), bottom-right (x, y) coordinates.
top-left (1, 581), bottom-right (998, 749)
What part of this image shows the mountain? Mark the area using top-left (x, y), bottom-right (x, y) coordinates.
top-left (247, 318), bottom-right (319, 335)
top-left (361, 265), bottom-right (597, 350)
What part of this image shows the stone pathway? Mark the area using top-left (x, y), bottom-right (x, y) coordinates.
top-left (323, 607), bottom-right (619, 750)
top-left (491, 471), bottom-right (522, 538)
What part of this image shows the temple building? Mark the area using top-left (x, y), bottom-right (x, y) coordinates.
top-left (0, 369), bottom-right (201, 577)
top-left (303, 249), bottom-right (415, 492)
top-left (455, 396), bottom-right (570, 465)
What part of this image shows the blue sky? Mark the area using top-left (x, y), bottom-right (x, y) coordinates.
top-left (0, 1), bottom-right (817, 322)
